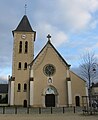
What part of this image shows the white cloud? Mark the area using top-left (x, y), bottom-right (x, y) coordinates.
top-left (0, 75), bottom-right (7, 81)
top-left (56, 0), bottom-right (98, 31)
top-left (88, 0), bottom-right (98, 12)
top-left (34, 0), bottom-right (98, 32)
top-left (0, 0), bottom-right (98, 75)
top-left (53, 31), bottom-right (68, 47)
top-left (90, 20), bottom-right (98, 29)
top-left (36, 22), bottom-right (68, 47)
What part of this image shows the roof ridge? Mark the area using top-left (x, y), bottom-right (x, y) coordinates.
top-left (31, 40), bottom-right (70, 67)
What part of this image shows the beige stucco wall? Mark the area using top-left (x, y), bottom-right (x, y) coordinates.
top-left (33, 44), bottom-right (68, 107)
top-left (12, 32), bottom-right (35, 105)
top-left (70, 71), bottom-right (86, 106)
top-left (12, 32), bottom-right (34, 76)
top-left (12, 31), bottom-right (87, 107)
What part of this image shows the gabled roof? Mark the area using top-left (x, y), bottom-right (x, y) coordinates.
top-left (31, 40), bottom-right (70, 67)
top-left (13, 15), bottom-right (34, 32)
top-left (0, 84), bottom-right (8, 93)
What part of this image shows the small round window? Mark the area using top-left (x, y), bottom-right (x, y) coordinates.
top-left (43, 64), bottom-right (56, 76)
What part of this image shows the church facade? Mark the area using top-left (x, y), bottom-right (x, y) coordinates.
top-left (8, 15), bottom-right (88, 107)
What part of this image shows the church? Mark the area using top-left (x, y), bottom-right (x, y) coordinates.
top-left (8, 15), bottom-right (88, 107)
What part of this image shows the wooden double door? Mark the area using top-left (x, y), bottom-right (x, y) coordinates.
top-left (45, 94), bottom-right (55, 107)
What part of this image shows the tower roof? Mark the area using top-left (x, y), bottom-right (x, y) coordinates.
top-left (13, 15), bottom-right (34, 32)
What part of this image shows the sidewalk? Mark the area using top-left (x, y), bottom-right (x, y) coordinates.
top-left (0, 113), bottom-right (97, 120)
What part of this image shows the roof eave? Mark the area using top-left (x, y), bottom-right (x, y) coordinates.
top-left (12, 30), bottom-right (36, 41)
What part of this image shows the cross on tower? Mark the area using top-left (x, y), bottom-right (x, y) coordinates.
top-left (47, 34), bottom-right (51, 41)
top-left (25, 4), bottom-right (27, 15)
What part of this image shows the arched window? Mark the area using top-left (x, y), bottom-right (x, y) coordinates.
top-left (24, 62), bottom-right (27, 69)
top-left (18, 62), bottom-right (21, 69)
top-left (23, 100), bottom-right (27, 107)
top-left (24, 83), bottom-right (27, 91)
top-left (0, 95), bottom-right (2, 100)
top-left (25, 41), bottom-right (28, 53)
top-left (18, 83), bottom-right (21, 91)
top-left (19, 41), bottom-right (22, 53)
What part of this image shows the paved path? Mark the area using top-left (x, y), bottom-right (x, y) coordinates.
top-left (0, 113), bottom-right (98, 120)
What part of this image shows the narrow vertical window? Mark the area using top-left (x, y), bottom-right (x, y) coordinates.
top-left (24, 83), bottom-right (27, 91)
top-left (24, 62), bottom-right (27, 69)
top-left (25, 41), bottom-right (28, 53)
top-left (18, 62), bottom-right (21, 69)
top-left (18, 83), bottom-right (21, 91)
top-left (19, 41), bottom-right (22, 53)
top-left (0, 95), bottom-right (2, 100)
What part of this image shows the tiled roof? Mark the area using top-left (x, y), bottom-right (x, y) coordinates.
top-left (13, 15), bottom-right (34, 32)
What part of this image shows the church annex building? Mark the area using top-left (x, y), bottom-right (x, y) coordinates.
top-left (8, 15), bottom-right (88, 107)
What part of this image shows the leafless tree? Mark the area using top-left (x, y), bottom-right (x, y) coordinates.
top-left (79, 51), bottom-right (98, 114)
top-left (79, 52), bottom-right (98, 87)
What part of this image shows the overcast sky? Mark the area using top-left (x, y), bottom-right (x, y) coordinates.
top-left (0, 0), bottom-right (98, 82)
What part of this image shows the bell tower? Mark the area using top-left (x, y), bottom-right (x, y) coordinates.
top-left (9, 15), bottom-right (36, 106)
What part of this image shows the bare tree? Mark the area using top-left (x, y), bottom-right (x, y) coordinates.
top-left (79, 51), bottom-right (98, 114)
top-left (79, 52), bottom-right (98, 113)
top-left (79, 52), bottom-right (98, 86)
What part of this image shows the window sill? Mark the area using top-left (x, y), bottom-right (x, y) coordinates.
top-left (18, 68), bottom-right (21, 70)
top-left (24, 68), bottom-right (27, 70)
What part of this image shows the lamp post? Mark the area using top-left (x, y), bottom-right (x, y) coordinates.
top-left (88, 76), bottom-right (92, 114)
top-left (89, 63), bottom-right (98, 114)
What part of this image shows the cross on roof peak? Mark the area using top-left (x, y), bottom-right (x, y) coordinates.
top-left (47, 34), bottom-right (51, 41)
top-left (25, 4), bottom-right (27, 15)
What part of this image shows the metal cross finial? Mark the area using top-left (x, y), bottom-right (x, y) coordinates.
top-left (47, 34), bottom-right (51, 41)
top-left (25, 4), bottom-right (27, 15)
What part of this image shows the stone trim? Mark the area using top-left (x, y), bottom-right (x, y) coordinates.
top-left (30, 77), bottom-right (34, 81)
top-left (66, 78), bottom-right (71, 81)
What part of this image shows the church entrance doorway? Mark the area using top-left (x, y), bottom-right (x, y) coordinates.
top-left (43, 85), bottom-right (58, 107)
top-left (45, 94), bottom-right (55, 107)
top-left (23, 100), bottom-right (27, 107)
top-left (75, 96), bottom-right (80, 106)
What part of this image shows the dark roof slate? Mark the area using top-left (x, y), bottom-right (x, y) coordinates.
top-left (0, 84), bottom-right (8, 93)
top-left (13, 15), bottom-right (34, 32)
